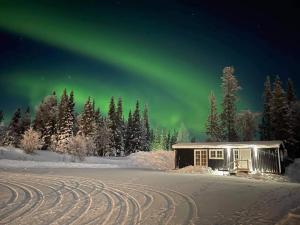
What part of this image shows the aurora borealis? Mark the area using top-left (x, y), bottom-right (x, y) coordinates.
top-left (0, 1), bottom-right (299, 137)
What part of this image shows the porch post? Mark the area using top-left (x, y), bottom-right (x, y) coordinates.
top-left (277, 147), bottom-right (281, 174)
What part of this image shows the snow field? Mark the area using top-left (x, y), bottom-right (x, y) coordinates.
top-left (0, 172), bottom-right (198, 225)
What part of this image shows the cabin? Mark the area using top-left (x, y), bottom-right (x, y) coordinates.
top-left (172, 141), bottom-right (285, 174)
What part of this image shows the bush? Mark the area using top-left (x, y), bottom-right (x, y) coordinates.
top-left (20, 128), bottom-right (42, 154)
top-left (67, 134), bottom-right (95, 161)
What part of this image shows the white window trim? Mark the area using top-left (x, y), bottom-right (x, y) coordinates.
top-left (209, 149), bottom-right (224, 159)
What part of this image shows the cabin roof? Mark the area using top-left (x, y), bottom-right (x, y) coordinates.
top-left (172, 140), bottom-right (283, 149)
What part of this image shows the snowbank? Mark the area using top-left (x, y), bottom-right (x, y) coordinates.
top-left (0, 147), bottom-right (174, 170)
top-left (285, 158), bottom-right (300, 183)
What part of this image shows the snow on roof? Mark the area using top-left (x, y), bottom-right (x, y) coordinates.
top-left (172, 140), bottom-right (283, 149)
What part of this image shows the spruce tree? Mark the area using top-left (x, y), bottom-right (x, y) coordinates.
top-left (170, 129), bottom-right (178, 148)
top-left (177, 123), bottom-right (190, 142)
top-left (0, 111), bottom-right (3, 124)
top-left (5, 108), bottom-right (22, 146)
top-left (270, 76), bottom-right (290, 141)
top-left (94, 117), bottom-right (113, 156)
top-left (69, 90), bottom-right (76, 132)
top-left (143, 104), bottom-right (151, 151)
top-left (205, 91), bottom-right (221, 141)
top-left (20, 107), bottom-right (31, 134)
top-left (132, 100), bottom-right (143, 152)
top-left (56, 89), bottom-right (74, 153)
top-left (108, 97), bottom-right (117, 155)
top-left (34, 92), bottom-right (58, 149)
top-left (220, 66), bottom-right (241, 141)
top-left (115, 97), bottom-right (125, 155)
top-left (125, 110), bottom-right (134, 154)
top-left (286, 78), bottom-right (296, 106)
top-left (259, 76), bottom-right (272, 140)
top-left (237, 110), bottom-right (257, 141)
top-left (79, 97), bottom-right (95, 137)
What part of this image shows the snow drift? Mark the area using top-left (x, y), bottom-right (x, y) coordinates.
top-left (0, 147), bottom-right (175, 170)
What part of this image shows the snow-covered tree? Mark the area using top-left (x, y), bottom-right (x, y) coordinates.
top-left (79, 97), bottom-right (95, 137)
top-left (220, 66), bottom-right (241, 141)
top-left (291, 101), bottom-right (300, 158)
top-left (4, 108), bottom-right (22, 147)
top-left (34, 92), bottom-right (58, 149)
top-left (20, 127), bottom-right (42, 154)
top-left (170, 129), bottom-right (178, 148)
top-left (56, 89), bottom-right (74, 153)
top-left (94, 117), bottom-right (113, 156)
top-left (286, 78), bottom-right (296, 106)
top-left (237, 110), bottom-right (258, 141)
top-left (259, 76), bottom-right (272, 140)
top-left (177, 123), bottom-right (190, 142)
top-left (131, 101), bottom-right (143, 152)
top-left (205, 91), bottom-right (222, 141)
top-left (151, 128), bottom-right (164, 151)
top-left (20, 107), bottom-right (31, 134)
top-left (115, 97), bottom-right (125, 155)
top-left (143, 104), bottom-right (151, 151)
top-left (0, 110), bottom-right (3, 124)
top-left (270, 76), bottom-right (290, 141)
top-left (125, 110), bottom-right (134, 155)
top-left (108, 97), bottom-right (117, 155)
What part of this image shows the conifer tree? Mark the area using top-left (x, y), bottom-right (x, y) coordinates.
top-left (220, 66), bottom-right (241, 141)
top-left (286, 78), bottom-right (296, 106)
top-left (79, 97), bottom-right (95, 137)
top-left (108, 97), bottom-right (117, 155)
top-left (237, 110), bottom-right (257, 141)
top-left (270, 76), bottom-right (290, 141)
top-left (177, 123), bottom-right (190, 142)
top-left (170, 129), bottom-right (178, 148)
top-left (125, 110), bottom-right (134, 154)
top-left (4, 108), bottom-right (22, 146)
top-left (143, 104), bottom-right (151, 151)
top-left (69, 90), bottom-right (76, 132)
top-left (34, 92), bottom-right (58, 149)
top-left (20, 107), bottom-right (31, 134)
top-left (94, 117), bottom-right (113, 156)
top-left (115, 97), bottom-right (125, 155)
top-left (259, 76), bottom-right (272, 140)
top-left (56, 89), bottom-right (74, 153)
top-left (132, 100), bottom-right (143, 152)
top-left (205, 91), bottom-right (221, 141)
top-left (0, 111), bottom-right (3, 124)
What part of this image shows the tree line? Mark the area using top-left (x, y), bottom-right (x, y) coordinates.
top-left (0, 90), bottom-right (178, 158)
top-left (205, 66), bottom-right (299, 158)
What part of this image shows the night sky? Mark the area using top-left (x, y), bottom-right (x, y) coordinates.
top-left (0, 0), bottom-right (299, 136)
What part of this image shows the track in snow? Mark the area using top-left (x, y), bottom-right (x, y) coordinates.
top-left (0, 172), bottom-right (198, 225)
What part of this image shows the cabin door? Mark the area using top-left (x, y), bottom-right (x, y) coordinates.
top-left (194, 149), bottom-right (208, 167)
top-left (234, 148), bottom-right (252, 170)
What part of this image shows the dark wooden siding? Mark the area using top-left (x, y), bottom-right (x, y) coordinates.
top-left (175, 148), bottom-right (229, 170)
top-left (175, 149), bottom-right (194, 168)
top-left (207, 148), bottom-right (228, 170)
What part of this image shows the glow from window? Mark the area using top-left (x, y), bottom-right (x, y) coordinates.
top-left (254, 146), bottom-right (258, 158)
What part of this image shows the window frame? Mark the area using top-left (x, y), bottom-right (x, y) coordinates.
top-left (209, 149), bottom-right (224, 160)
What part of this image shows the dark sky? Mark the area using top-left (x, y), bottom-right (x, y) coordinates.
top-left (0, 0), bottom-right (299, 135)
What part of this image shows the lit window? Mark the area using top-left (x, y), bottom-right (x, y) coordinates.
top-left (209, 149), bottom-right (224, 159)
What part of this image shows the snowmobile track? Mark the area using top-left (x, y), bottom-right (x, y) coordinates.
top-left (0, 172), bottom-right (198, 225)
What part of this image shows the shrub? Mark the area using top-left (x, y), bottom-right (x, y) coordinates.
top-left (20, 128), bottom-right (42, 154)
top-left (67, 134), bottom-right (95, 161)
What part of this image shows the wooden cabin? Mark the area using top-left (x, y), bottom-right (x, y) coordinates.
top-left (172, 141), bottom-right (285, 174)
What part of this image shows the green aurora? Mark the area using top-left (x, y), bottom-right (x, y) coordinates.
top-left (1, 1), bottom-right (295, 137)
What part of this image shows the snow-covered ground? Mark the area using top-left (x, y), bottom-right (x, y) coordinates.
top-left (1, 147), bottom-right (300, 224)
top-left (0, 147), bottom-right (174, 170)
